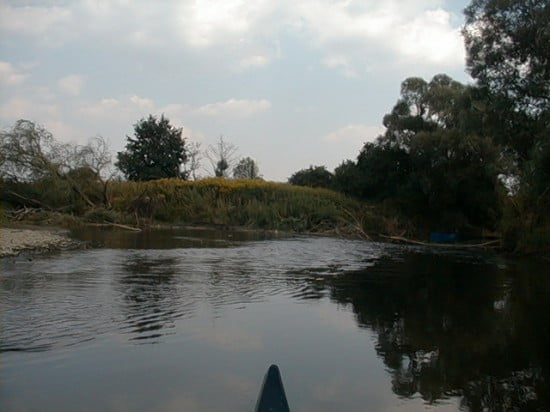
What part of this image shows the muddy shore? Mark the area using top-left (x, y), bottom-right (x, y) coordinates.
top-left (0, 227), bottom-right (81, 257)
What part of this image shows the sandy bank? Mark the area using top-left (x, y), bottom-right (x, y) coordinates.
top-left (0, 228), bottom-right (81, 257)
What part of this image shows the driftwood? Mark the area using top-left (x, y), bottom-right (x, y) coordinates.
top-left (107, 222), bottom-right (142, 232)
top-left (6, 190), bottom-right (47, 208)
top-left (85, 222), bottom-right (142, 232)
top-left (7, 207), bottom-right (46, 221)
top-left (379, 234), bottom-right (501, 249)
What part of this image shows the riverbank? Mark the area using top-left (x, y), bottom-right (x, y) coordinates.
top-left (0, 227), bottom-right (82, 258)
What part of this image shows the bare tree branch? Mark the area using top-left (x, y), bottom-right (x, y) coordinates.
top-left (205, 136), bottom-right (238, 177)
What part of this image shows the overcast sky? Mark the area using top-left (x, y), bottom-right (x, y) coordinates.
top-left (0, 0), bottom-right (471, 181)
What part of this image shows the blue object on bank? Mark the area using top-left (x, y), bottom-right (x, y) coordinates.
top-left (256, 364), bottom-right (290, 412)
top-left (430, 232), bottom-right (459, 243)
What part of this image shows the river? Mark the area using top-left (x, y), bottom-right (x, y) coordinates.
top-left (1, 227), bottom-right (549, 411)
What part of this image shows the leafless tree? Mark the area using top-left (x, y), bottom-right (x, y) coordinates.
top-left (205, 136), bottom-right (238, 178)
top-left (184, 141), bottom-right (202, 180)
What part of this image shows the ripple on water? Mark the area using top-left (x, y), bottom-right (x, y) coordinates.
top-left (0, 237), bottom-right (388, 353)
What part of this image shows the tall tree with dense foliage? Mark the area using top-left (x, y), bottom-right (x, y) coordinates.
top-left (116, 115), bottom-right (187, 181)
top-left (464, 0), bottom-right (549, 169)
top-left (355, 75), bottom-right (502, 230)
top-left (464, 0), bottom-right (549, 250)
top-left (464, 0), bottom-right (549, 115)
top-left (332, 160), bottom-right (363, 196)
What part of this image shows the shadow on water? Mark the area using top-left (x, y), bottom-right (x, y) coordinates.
top-left (70, 226), bottom-right (285, 249)
top-left (314, 253), bottom-right (550, 410)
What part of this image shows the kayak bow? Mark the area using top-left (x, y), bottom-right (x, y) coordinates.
top-left (255, 364), bottom-right (290, 412)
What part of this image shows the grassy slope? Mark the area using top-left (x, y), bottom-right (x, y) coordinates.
top-left (108, 178), bottom-right (365, 233)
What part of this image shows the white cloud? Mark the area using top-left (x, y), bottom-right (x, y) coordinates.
top-left (0, 1), bottom-right (465, 75)
top-left (324, 124), bottom-right (385, 145)
top-left (74, 94), bottom-right (205, 152)
top-left (322, 55), bottom-right (358, 78)
top-left (193, 98), bottom-right (271, 118)
top-left (42, 119), bottom-right (81, 143)
top-left (0, 2), bottom-right (73, 44)
top-left (317, 123), bottom-right (386, 170)
top-left (291, 0), bottom-right (465, 70)
top-left (129, 95), bottom-right (154, 108)
top-left (79, 98), bottom-right (121, 118)
top-left (322, 124), bottom-right (386, 153)
top-left (237, 54), bottom-right (270, 70)
top-left (0, 61), bottom-right (28, 86)
top-left (395, 9), bottom-right (465, 64)
top-left (58, 74), bottom-right (85, 96)
top-left (0, 95), bottom-right (58, 120)
top-left (176, 0), bottom-right (275, 48)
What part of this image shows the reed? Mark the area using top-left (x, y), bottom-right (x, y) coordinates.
top-left (108, 178), bottom-right (364, 233)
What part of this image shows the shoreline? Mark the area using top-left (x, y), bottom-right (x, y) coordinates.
top-left (0, 227), bottom-right (82, 258)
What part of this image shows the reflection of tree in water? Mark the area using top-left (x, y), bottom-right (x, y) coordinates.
top-left (118, 255), bottom-right (186, 342)
top-left (318, 254), bottom-right (550, 410)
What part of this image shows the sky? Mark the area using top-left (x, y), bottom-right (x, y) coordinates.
top-left (0, 0), bottom-right (472, 181)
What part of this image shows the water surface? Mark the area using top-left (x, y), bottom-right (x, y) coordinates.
top-left (1, 227), bottom-right (549, 411)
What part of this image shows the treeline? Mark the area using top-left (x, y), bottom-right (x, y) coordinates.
top-left (289, 0), bottom-right (549, 252)
top-left (115, 114), bottom-right (260, 181)
top-left (0, 117), bottom-right (368, 234)
top-left (0, 118), bottom-right (366, 234)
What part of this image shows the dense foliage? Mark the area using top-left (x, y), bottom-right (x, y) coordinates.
top-left (285, 0), bottom-right (549, 250)
top-left (464, 0), bottom-right (549, 116)
top-left (233, 157), bottom-right (260, 179)
top-left (359, 75), bottom-right (502, 230)
top-left (288, 165), bottom-right (333, 188)
top-left (116, 115), bottom-right (187, 181)
top-left (463, 0), bottom-right (549, 250)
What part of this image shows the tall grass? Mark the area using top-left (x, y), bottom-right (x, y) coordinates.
top-left (108, 178), bottom-right (363, 232)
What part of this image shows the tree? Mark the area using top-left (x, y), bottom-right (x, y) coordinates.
top-left (205, 136), bottom-right (238, 178)
top-left (183, 141), bottom-right (202, 181)
top-left (463, 0), bottom-right (549, 165)
top-left (288, 165), bottom-right (333, 188)
top-left (464, 0), bottom-right (550, 115)
top-left (116, 115), bottom-right (187, 181)
top-left (332, 160), bottom-right (363, 196)
top-left (233, 157), bottom-right (260, 179)
top-left (356, 141), bottom-right (410, 201)
top-left (464, 0), bottom-right (550, 249)
top-left (0, 119), bottom-right (113, 210)
top-left (355, 75), bottom-right (502, 229)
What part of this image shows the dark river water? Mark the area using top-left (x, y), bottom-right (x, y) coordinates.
top-left (1, 227), bottom-right (549, 411)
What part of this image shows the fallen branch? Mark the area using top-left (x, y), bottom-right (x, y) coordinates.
top-left (107, 222), bottom-right (142, 232)
top-left (84, 222), bottom-right (142, 231)
top-left (6, 190), bottom-right (48, 209)
top-left (7, 207), bottom-right (45, 221)
top-left (342, 208), bottom-right (372, 241)
top-left (379, 234), bottom-right (501, 249)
